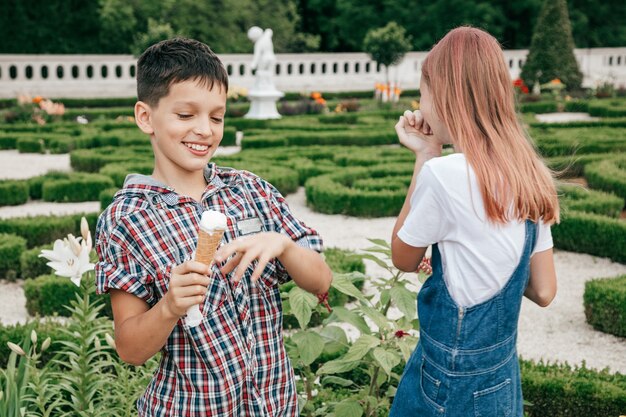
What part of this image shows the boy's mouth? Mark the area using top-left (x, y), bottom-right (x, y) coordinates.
top-left (183, 142), bottom-right (210, 153)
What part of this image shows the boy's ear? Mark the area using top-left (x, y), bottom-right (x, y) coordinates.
top-left (135, 101), bottom-right (154, 135)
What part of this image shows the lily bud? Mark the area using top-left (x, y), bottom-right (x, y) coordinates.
top-left (41, 337), bottom-right (51, 352)
top-left (80, 217), bottom-right (90, 242)
top-left (7, 342), bottom-right (25, 356)
top-left (94, 337), bottom-right (101, 350)
top-left (30, 329), bottom-right (37, 345)
top-left (105, 333), bottom-right (116, 350)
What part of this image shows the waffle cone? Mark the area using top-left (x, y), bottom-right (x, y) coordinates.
top-left (195, 229), bottom-right (225, 266)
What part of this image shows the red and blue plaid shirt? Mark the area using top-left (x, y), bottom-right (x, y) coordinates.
top-left (95, 163), bottom-right (323, 416)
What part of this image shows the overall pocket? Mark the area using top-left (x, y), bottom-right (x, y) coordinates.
top-left (473, 378), bottom-right (512, 417)
top-left (420, 359), bottom-right (446, 414)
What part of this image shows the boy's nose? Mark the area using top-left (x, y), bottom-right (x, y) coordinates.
top-left (193, 117), bottom-right (213, 138)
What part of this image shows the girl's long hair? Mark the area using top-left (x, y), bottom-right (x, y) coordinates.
top-left (421, 26), bottom-right (559, 224)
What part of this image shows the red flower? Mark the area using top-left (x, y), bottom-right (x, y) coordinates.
top-left (317, 292), bottom-right (332, 313)
top-left (395, 330), bottom-right (409, 338)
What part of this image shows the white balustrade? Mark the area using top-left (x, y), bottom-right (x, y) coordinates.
top-left (1, 48), bottom-right (625, 99)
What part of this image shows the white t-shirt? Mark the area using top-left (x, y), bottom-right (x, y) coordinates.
top-left (398, 153), bottom-right (553, 307)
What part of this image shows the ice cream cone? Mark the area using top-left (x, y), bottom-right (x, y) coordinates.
top-left (194, 229), bottom-right (224, 266)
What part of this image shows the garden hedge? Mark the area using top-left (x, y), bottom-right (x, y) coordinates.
top-left (305, 165), bottom-right (412, 217)
top-left (16, 137), bottom-right (45, 153)
top-left (0, 212), bottom-right (96, 248)
top-left (588, 100), bottom-right (626, 118)
top-left (559, 185), bottom-right (623, 218)
top-left (0, 179), bottom-right (29, 206)
top-left (20, 243), bottom-right (53, 279)
top-left (0, 233), bottom-right (26, 279)
top-left (0, 134), bottom-right (18, 149)
top-left (41, 172), bottom-right (114, 202)
top-left (584, 275), bottom-right (626, 338)
top-left (242, 130), bottom-right (397, 149)
top-left (552, 211), bottom-right (626, 263)
top-left (545, 153), bottom-right (613, 178)
top-left (520, 359), bottom-right (626, 417)
top-left (70, 146), bottom-right (153, 172)
top-left (99, 161), bottom-right (154, 187)
top-left (27, 171), bottom-right (71, 200)
top-left (532, 126), bottom-right (626, 157)
top-left (584, 156), bottom-right (626, 202)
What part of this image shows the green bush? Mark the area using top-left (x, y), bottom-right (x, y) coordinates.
top-left (99, 161), bottom-right (154, 187)
top-left (563, 100), bottom-right (589, 112)
top-left (0, 214), bottom-right (78, 248)
top-left (585, 156), bottom-right (626, 202)
top-left (23, 275), bottom-right (113, 319)
top-left (533, 126), bottom-right (626, 157)
top-left (0, 134), bottom-right (18, 149)
top-left (552, 211), bottom-right (626, 263)
top-left (318, 114), bottom-right (359, 124)
top-left (0, 180), bottom-right (29, 206)
top-left (70, 146), bottom-right (153, 172)
top-left (27, 171), bottom-right (71, 200)
top-left (520, 101), bottom-right (559, 114)
top-left (63, 107), bottom-right (134, 121)
top-left (520, 359), bottom-right (626, 417)
top-left (242, 130), bottom-right (397, 149)
top-left (100, 187), bottom-right (119, 211)
top-left (0, 233), bottom-right (26, 278)
top-left (16, 137), bottom-right (45, 153)
top-left (584, 275), bottom-right (626, 338)
top-left (559, 185), bottom-right (623, 218)
top-left (57, 97), bottom-right (136, 108)
top-left (42, 173), bottom-right (115, 202)
top-left (588, 100), bottom-right (626, 118)
top-left (305, 165), bottom-right (412, 217)
top-left (0, 320), bottom-right (73, 369)
top-left (20, 244), bottom-right (53, 279)
top-left (221, 126), bottom-right (237, 146)
top-left (546, 153), bottom-right (613, 178)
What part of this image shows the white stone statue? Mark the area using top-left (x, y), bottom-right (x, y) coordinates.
top-left (245, 26), bottom-right (284, 119)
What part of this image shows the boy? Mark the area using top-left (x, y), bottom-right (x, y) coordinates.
top-left (95, 38), bottom-right (333, 416)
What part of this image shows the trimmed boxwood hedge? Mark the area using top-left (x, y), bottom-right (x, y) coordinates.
top-left (27, 171), bottom-right (71, 200)
top-left (0, 179), bottom-right (29, 206)
top-left (552, 211), bottom-right (626, 263)
top-left (519, 101), bottom-right (559, 114)
top-left (20, 243), bottom-right (53, 279)
top-left (584, 275), bottom-right (626, 338)
top-left (0, 213), bottom-right (91, 248)
top-left (242, 130), bottom-right (397, 149)
top-left (70, 146), bottom-right (153, 172)
top-left (16, 137), bottom-right (45, 153)
top-left (559, 184), bottom-right (623, 218)
top-left (520, 359), bottom-right (626, 417)
top-left (99, 161), bottom-right (154, 187)
top-left (532, 126), bottom-right (626, 157)
top-left (0, 233), bottom-right (26, 278)
top-left (23, 275), bottom-right (112, 319)
top-left (546, 153), bottom-right (613, 178)
top-left (588, 99), bottom-right (626, 118)
top-left (585, 156), bottom-right (626, 202)
top-left (305, 165), bottom-right (412, 217)
top-left (41, 172), bottom-right (114, 202)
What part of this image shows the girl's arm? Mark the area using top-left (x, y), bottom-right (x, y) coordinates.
top-left (525, 248), bottom-right (557, 307)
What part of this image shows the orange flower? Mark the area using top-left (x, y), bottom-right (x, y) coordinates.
top-left (550, 78), bottom-right (562, 85)
top-left (32, 96), bottom-right (44, 104)
top-left (311, 92), bottom-right (322, 100)
top-left (314, 97), bottom-right (326, 106)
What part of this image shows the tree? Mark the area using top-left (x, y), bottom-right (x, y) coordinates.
top-left (363, 22), bottom-right (412, 91)
top-left (521, 0), bottom-right (583, 90)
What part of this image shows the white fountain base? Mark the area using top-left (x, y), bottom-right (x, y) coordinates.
top-left (244, 90), bottom-right (284, 119)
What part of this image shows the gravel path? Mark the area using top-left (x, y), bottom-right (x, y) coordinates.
top-left (1, 146), bottom-right (625, 374)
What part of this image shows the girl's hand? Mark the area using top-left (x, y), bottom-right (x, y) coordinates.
top-left (214, 232), bottom-right (292, 283)
top-left (395, 110), bottom-right (442, 157)
top-left (163, 261), bottom-right (211, 318)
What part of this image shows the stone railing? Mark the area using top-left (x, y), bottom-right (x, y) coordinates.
top-left (1, 48), bottom-right (625, 98)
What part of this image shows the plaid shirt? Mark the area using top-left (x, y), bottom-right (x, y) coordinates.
top-left (95, 163), bottom-right (323, 416)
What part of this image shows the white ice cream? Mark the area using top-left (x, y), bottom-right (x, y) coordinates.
top-left (199, 210), bottom-right (227, 232)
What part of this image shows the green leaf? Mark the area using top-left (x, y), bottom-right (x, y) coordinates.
top-left (358, 253), bottom-right (389, 270)
top-left (321, 376), bottom-right (355, 387)
top-left (343, 334), bottom-right (380, 362)
top-left (367, 238), bottom-right (390, 249)
top-left (390, 285), bottom-right (417, 319)
top-left (379, 289), bottom-right (391, 307)
top-left (373, 347), bottom-right (401, 376)
top-left (331, 273), bottom-right (367, 302)
top-left (317, 358), bottom-right (359, 375)
top-left (291, 330), bottom-right (325, 366)
top-left (320, 325), bottom-right (349, 355)
top-left (358, 304), bottom-right (390, 331)
top-left (326, 306), bottom-right (371, 334)
top-left (289, 286), bottom-right (318, 329)
top-left (396, 339), bottom-right (414, 363)
top-left (334, 399), bottom-right (364, 417)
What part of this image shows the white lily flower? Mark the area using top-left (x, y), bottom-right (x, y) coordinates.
top-left (80, 217), bottom-right (90, 242)
top-left (39, 238), bottom-right (95, 287)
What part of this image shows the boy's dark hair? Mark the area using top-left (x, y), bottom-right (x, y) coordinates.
top-left (137, 37), bottom-right (229, 106)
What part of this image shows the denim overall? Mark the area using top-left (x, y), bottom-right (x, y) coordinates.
top-left (390, 221), bottom-right (537, 417)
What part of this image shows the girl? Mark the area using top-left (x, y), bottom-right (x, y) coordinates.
top-left (389, 27), bottom-right (559, 417)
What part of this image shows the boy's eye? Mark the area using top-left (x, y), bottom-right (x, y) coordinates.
top-left (211, 117), bottom-right (224, 123)
top-left (177, 114), bottom-right (192, 119)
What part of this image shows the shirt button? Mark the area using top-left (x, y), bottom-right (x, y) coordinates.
top-left (158, 209), bottom-right (166, 215)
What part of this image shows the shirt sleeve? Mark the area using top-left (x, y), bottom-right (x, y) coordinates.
top-left (95, 213), bottom-right (156, 306)
top-left (262, 180), bottom-right (323, 284)
top-left (397, 164), bottom-right (451, 248)
top-left (532, 219), bottom-right (554, 255)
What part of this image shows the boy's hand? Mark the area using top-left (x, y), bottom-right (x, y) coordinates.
top-left (163, 261), bottom-right (211, 319)
top-left (214, 232), bottom-right (292, 283)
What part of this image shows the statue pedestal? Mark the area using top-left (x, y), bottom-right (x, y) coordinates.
top-left (244, 89), bottom-right (284, 119)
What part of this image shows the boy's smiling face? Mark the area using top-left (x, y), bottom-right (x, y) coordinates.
top-left (137, 79), bottom-right (227, 179)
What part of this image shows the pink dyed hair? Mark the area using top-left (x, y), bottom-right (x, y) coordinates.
top-left (421, 27), bottom-right (559, 224)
